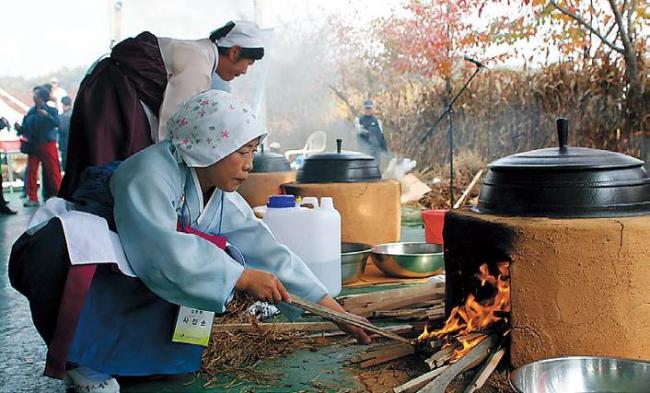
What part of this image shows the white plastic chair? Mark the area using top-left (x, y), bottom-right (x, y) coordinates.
top-left (284, 131), bottom-right (327, 162)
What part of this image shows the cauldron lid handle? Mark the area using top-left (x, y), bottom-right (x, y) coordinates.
top-left (557, 118), bottom-right (568, 153)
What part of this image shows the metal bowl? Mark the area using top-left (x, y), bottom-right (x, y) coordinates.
top-left (510, 356), bottom-right (650, 393)
top-left (341, 243), bottom-right (372, 284)
top-left (370, 242), bottom-right (444, 278)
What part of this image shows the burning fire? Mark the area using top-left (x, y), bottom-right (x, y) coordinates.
top-left (418, 262), bottom-right (511, 362)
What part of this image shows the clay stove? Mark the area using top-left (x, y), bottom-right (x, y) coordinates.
top-left (442, 119), bottom-right (650, 368)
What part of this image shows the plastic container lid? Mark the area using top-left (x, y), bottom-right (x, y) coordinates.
top-left (267, 195), bottom-right (296, 208)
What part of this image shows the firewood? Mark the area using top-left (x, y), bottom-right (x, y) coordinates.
top-left (288, 295), bottom-right (414, 345)
top-left (425, 343), bottom-right (460, 369)
top-left (372, 306), bottom-right (445, 320)
top-left (339, 282), bottom-right (444, 305)
top-left (426, 331), bottom-right (493, 352)
top-left (406, 300), bottom-right (446, 309)
top-left (213, 321), bottom-right (339, 333)
top-left (338, 282), bottom-right (445, 317)
top-left (418, 335), bottom-right (498, 393)
top-left (462, 341), bottom-right (507, 393)
top-left (351, 342), bottom-right (416, 367)
top-left (393, 366), bottom-right (449, 393)
top-left (306, 323), bottom-right (415, 338)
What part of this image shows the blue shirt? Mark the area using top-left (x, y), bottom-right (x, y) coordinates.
top-left (21, 105), bottom-right (60, 145)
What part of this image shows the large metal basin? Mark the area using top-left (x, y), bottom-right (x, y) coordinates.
top-left (510, 356), bottom-right (650, 393)
top-left (341, 243), bottom-right (371, 284)
top-left (370, 242), bottom-right (444, 278)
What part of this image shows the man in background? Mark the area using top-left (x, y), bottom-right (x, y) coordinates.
top-left (17, 86), bottom-right (61, 207)
top-left (58, 96), bottom-right (72, 171)
top-left (355, 99), bottom-right (388, 168)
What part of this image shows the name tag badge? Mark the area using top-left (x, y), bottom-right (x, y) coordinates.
top-left (172, 306), bottom-right (215, 346)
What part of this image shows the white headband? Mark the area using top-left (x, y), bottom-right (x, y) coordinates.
top-left (217, 20), bottom-right (263, 48)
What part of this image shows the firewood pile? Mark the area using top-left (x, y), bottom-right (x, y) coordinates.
top-left (200, 282), bottom-right (448, 388)
top-left (200, 266), bottom-right (514, 392)
top-left (349, 263), bottom-right (515, 393)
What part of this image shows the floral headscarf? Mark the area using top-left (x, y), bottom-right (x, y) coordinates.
top-left (167, 90), bottom-right (266, 167)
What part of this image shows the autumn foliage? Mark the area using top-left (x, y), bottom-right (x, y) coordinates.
top-left (327, 0), bottom-right (648, 178)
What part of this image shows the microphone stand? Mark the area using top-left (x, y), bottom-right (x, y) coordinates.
top-left (419, 65), bottom-right (484, 207)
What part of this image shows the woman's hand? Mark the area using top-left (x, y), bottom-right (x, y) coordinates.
top-left (319, 296), bottom-right (372, 344)
top-left (235, 269), bottom-right (291, 304)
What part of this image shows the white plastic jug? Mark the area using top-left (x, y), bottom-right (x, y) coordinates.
top-left (263, 195), bottom-right (342, 297)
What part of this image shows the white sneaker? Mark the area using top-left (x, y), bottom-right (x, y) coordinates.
top-left (63, 367), bottom-right (120, 393)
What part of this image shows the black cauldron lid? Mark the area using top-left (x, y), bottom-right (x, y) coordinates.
top-left (473, 118), bottom-right (650, 218)
top-left (252, 144), bottom-right (291, 173)
top-left (296, 139), bottom-right (381, 183)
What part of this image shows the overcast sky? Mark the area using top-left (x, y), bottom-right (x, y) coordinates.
top-left (0, 0), bottom-right (402, 78)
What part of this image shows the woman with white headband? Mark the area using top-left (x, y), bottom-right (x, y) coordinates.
top-left (59, 20), bottom-right (264, 200)
top-left (9, 90), bottom-right (370, 393)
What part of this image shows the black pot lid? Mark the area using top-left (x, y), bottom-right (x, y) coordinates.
top-left (304, 149), bottom-right (375, 161)
top-left (473, 118), bottom-right (650, 218)
top-left (296, 139), bottom-right (381, 183)
top-left (489, 146), bottom-right (642, 171)
top-left (252, 145), bottom-right (291, 173)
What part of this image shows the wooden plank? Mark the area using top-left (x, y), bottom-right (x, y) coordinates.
top-left (418, 335), bottom-right (498, 393)
top-left (340, 284), bottom-right (445, 317)
top-left (392, 366), bottom-right (449, 393)
top-left (372, 306), bottom-right (445, 320)
top-left (338, 282), bottom-right (444, 307)
top-left (288, 295), bottom-right (414, 345)
top-left (405, 300), bottom-right (445, 309)
top-left (462, 343), bottom-right (507, 393)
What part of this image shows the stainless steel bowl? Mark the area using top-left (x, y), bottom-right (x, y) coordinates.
top-left (510, 356), bottom-right (650, 393)
top-left (370, 242), bottom-right (444, 278)
top-left (341, 243), bottom-right (372, 284)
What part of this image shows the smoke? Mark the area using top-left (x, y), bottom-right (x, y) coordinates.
top-left (231, 15), bottom-right (358, 155)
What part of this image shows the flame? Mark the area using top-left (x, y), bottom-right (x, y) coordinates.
top-left (419, 262), bottom-right (510, 362)
top-left (452, 334), bottom-right (487, 359)
top-left (417, 324), bottom-right (430, 341)
top-left (478, 264), bottom-right (496, 287)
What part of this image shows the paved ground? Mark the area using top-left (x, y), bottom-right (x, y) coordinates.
top-left (0, 191), bottom-right (426, 392)
top-left (0, 193), bottom-right (63, 393)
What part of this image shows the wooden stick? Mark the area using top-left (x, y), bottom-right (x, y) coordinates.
top-left (462, 342), bottom-right (507, 393)
top-left (287, 295), bottom-right (414, 345)
top-left (393, 366), bottom-right (449, 393)
top-left (418, 335), bottom-right (498, 393)
top-left (306, 324), bottom-right (415, 338)
top-left (453, 169), bottom-right (484, 209)
top-left (213, 321), bottom-right (339, 333)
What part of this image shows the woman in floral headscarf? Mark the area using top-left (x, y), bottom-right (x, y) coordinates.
top-left (9, 90), bottom-right (370, 393)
